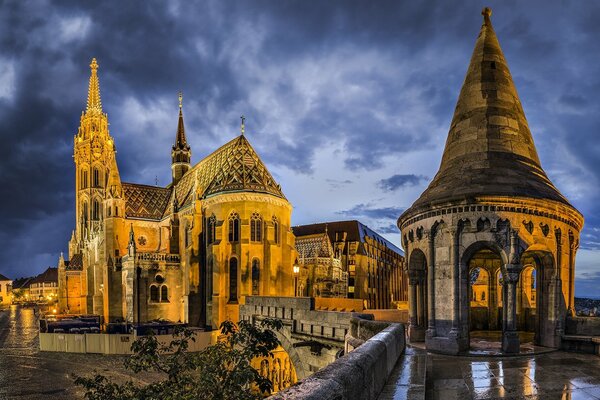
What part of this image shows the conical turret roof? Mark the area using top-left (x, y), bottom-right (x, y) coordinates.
top-left (405, 8), bottom-right (571, 216)
top-left (173, 92), bottom-right (190, 151)
top-left (86, 58), bottom-right (102, 114)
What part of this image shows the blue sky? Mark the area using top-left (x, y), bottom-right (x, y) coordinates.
top-left (0, 1), bottom-right (599, 296)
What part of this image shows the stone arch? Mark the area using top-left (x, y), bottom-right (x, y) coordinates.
top-left (275, 329), bottom-right (309, 380)
top-left (520, 247), bottom-right (557, 347)
top-left (407, 248), bottom-right (427, 342)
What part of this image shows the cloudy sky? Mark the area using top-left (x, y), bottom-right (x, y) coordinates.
top-left (1, 1), bottom-right (599, 296)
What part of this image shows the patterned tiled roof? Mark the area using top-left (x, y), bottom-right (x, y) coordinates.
top-left (172, 135), bottom-right (285, 210)
top-left (296, 233), bottom-right (333, 259)
top-left (66, 253), bottom-right (83, 271)
top-left (31, 267), bottom-right (58, 284)
top-left (122, 183), bottom-right (172, 220)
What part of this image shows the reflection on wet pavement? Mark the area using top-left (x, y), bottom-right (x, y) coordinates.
top-left (0, 305), bottom-right (160, 399)
top-left (378, 343), bottom-right (600, 399)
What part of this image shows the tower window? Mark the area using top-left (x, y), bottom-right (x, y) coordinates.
top-left (229, 257), bottom-right (238, 303)
top-left (273, 216), bottom-right (279, 244)
top-left (491, 61), bottom-right (496, 69)
top-left (228, 212), bottom-right (240, 243)
top-left (93, 168), bottom-right (101, 188)
top-left (250, 212), bottom-right (262, 242)
top-left (81, 170), bottom-right (89, 189)
top-left (92, 199), bottom-right (101, 220)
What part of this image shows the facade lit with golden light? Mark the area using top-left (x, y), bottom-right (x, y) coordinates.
top-left (57, 59), bottom-right (297, 328)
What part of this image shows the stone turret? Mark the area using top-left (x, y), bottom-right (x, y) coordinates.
top-left (398, 8), bottom-right (583, 355)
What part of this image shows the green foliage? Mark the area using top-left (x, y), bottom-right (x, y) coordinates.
top-left (74, 318), bottom-right (284, 400)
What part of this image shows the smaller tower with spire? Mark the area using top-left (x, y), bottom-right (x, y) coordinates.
top-left (171, 92), bottom-right (191, 185)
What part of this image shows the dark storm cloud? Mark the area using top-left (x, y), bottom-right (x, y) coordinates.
top-left (0, 0), bottom-right (600, 299)
top-left (338, 204), bottom-right (405, 221)
top-left (378, 174), bottom-right (428, 192)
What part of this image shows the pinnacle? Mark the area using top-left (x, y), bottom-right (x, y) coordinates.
top-left (86, 57), bottom-right (102, 114)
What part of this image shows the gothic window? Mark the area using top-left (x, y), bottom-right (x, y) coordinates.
top-left (251, 212), bottom-right (262, 242)
top-left (481, 292), bottom-right (485, 301)
top-left (115, 206), bottom-right (119, 217)
top-left (92, 199), bottom-right (101, 220)
top-left (93, 168), bottom-right (101, 188)
top-left (150, 285), bottom-right (159, 302)
top-left (207, 214), bottom-right (216, 244)
top-left (82, 202), bottom-right (89, 225)
top-left (272, 216), bottom-right (279, 244)
top-left (161, 285), bottom-right (169, 302)
top-left (107, 207), bottom-right (111, 217)
top-left (251, 259), bottom-right (260, 296)
top-left (80, 169), bottom-right (89, 189)
top-left (229, 257), bottom-right (238, 302)
top-left (228, 212), bottom-right (240, 243)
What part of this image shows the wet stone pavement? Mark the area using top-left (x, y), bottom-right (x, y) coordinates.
top-left (379, 344), bottom-right (600, 399)
top-left (0, 305), bottom-right (160, 400)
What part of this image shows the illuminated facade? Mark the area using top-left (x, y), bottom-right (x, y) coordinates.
top-left (58, 59), bottom-right (296, 328)
top-left (0, 273), bottom-right (12, 305)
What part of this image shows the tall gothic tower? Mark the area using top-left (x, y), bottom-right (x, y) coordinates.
top-left (71, 58), bottom-right (116, 252)
top-left (171, 92), bottom-right (191, 185)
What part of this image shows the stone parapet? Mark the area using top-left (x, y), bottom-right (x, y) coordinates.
top-left (270, 322), bottom-right (405, 400)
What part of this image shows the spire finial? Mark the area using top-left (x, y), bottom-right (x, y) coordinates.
top-left (240, 115), bottom-right (245, 136)
top-left (482, 7), bottom-right (492, 20)
top-left (178, 91), bottom-right (183, 109)
top-left (86, 58), bottom-right (102, 113)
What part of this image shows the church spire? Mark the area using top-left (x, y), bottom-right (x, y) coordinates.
top-left (86, 58), bottom-right (102, 114)
top-left (171, 91), bottom-right (191, 185)
top-left (402, 7), bottom-right (571, 213)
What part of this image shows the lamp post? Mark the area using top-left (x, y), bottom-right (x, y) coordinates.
top-left (293, 264), bottom-right (300, 297)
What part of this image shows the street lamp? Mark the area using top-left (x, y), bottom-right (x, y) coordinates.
top-left (293, 264), bottom-right (300, 297)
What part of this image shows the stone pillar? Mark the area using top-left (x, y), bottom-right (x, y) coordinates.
top-left (121, 255), bottom-right (136, 324)
top-left (427, 235), bottom-right (436, 337)
top-left (408, 276), bottom-right (425, 342)
top-left (502, 231), bottom-right (522, 353)
top-left (489, 268), bottom-right (499, 330)
top-left (450, 231), bottom-right (460, 336)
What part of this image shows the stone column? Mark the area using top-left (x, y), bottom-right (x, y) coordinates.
top-left (427, 234), bottom-right (436, 337)
top-left (450, 231), bottom-right (460, 337)
top-left (502, 231), bottom-right (522, 353)
top-left (408, 276), bottom-right (425, 342)
top-left (489, 268), bottom-right (498, 330)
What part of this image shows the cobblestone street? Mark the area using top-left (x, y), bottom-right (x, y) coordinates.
top-left (0, 305), bottom-right (159, 400)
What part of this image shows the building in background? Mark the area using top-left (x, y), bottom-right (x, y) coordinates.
top-left (58, 59), bottom-right (296, 328)
top-left (293, 220), bottom-right (407, 309)
top-left (0, 273), bottom-right (12, 306)
top-left (29, 267), bottom-right (58, 304)
top-left (294, 230), bottom-right (347, 298)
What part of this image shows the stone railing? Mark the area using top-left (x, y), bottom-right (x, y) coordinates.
top-left (270, 316), bottom-right (405, 400)
top-left (135, 252), bottom-right (180, 263)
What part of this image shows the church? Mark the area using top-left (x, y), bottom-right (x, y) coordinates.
top-left (57, 59), bottom-right (297, 328)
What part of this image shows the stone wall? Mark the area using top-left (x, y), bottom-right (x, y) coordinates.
top-left (270, 319), bottom-right (405, 400)
top-left (565, 316), bottom-right (600, 336)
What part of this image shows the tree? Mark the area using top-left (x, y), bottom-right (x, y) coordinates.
top-left (74, 318), bottom-right (283, 400)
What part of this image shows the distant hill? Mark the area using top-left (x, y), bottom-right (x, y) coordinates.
top-left (575, 297), bottom-right (600, 316)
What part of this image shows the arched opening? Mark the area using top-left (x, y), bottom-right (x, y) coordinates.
top-left (252, 344), bottom-right (298, 394)
top-left (229, 257), bottom-right (238, 303)
top-left (251, 259), bottom-right (260, 296)
top-left (462, 245), bottom-right (505, 349)
top-left (251, 212), bottom-right (262, 242)
top-left (407, 248), bottom-right (427, 342)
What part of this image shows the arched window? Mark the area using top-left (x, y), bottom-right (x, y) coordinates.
top-left (228, 212), bottom-right (240, 243)
top-left (251, 212), bottom-right (262, 242)
top-left (80, 169), bottom-right (89, 189)
top-left (229, 257), bottom-right (238, 302)
top-left (115, 206), bottom-right (119, 217)
top-left (107, 207), bottom-right (112, 217)
top-left (481, 291), bottom-right (485, 301)
top-left (161, 285), bottom-right (169, 302)
top-left (82, 201), bottom-right (89, 225)
top-left (207, 214), bottom-right (216, 244)
top-left (150, 285), bottom-right (159, 302)
top-left (272, 216), bottom-right (279, 244)
top-left (92, 199), bottom-right (101, 220)
top-left (251, 259), bottom-right (260, 296)
top-left (93, 168), bottom-right (100, 188)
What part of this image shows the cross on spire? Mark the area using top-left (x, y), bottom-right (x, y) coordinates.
top-left (240, 115), bottom-right (245, 136)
